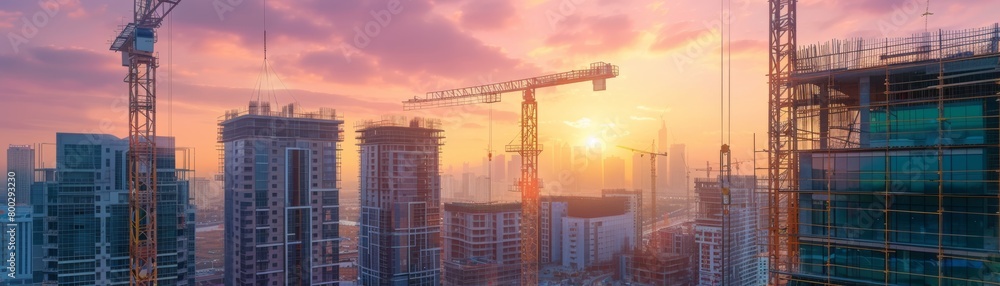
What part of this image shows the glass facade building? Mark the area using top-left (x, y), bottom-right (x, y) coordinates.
top-left (33, 133), bottom-right (195, 285)
top-left (782, 25), bottom-right (1000, 285)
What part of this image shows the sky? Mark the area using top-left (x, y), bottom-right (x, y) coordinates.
top-left (1, 0), bottom-right (999, 190)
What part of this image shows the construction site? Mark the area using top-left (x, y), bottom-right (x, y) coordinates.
top-left (767, 0), bottom-right (1000, 283)
top-left (12, 0), bottom-right (1000, 285)
top-left (441, 202), bottom-right (522, 286)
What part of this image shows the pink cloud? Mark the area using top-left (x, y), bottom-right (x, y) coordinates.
top-left (458, 0), bottom-right (517, 31)
top-left (544, 14), bottom-right (640, 55)
top-left (650, 22), bottom-right (710, 52)
top-left (165, 0), bottom-right (538, 88)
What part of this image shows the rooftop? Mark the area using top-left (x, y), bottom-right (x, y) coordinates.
top-left (796, 23), bottom-right (1000, 75)
top-left (545, 196), bottom-right (628, 218)
top-left (444, 202), bottom-right (521, 213)
top-left (354, 115), bottom-right (441, 131)
top-left (221, 101), bottom-right (342, 122)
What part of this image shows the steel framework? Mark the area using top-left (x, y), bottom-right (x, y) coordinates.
top-left (768, 0), bottom-right (798, 285)
top-left (776, 23), bottom-right (1000, 285)
top-left (403, 62), bottom-right (618, 285)
top-left (109, 0), bottom-right (181, 285)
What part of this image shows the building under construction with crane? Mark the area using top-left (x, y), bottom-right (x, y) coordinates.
top-left (694, 175), bottom-right (764, 285)
top-left (767, 0), bottom-right (1000, 282)
top-left (220, 102), bottom-right (344, 285)
top-left (403, 62), bottom-right (619, 285)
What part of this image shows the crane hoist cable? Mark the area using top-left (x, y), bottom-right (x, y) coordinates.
top-left (487, 104), bottom-right (494, 201)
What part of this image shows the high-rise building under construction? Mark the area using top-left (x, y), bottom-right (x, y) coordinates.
top-left (357, 117), bottom-right (443, 285)
top-left (220, 102), bottom-right (344, 285)
top-left (442, 202), bottom-right (522, 286)
top-left (773, 25), bottom-right (1000, 285)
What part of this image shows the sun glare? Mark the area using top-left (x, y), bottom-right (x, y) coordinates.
top-left (586, 136), bottom-right (601, 148)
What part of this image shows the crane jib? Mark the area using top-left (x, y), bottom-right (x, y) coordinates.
top-left (402, 62), bottom-right (619, 109)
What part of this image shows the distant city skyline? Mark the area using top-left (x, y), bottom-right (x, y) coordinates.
top-left (5, 1), bottom-right (1000, 285)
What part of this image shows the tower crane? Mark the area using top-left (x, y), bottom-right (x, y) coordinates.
top-left (694, 161), bottom-right (716, 179)
top-left (403, 62), bottom-right (619, 285)
top-left (109, 0), bottom-right (181, 284)
top-left (694, 158), bottom-right (762, 178)
top-left (616, 143), bottom-right (667, 250)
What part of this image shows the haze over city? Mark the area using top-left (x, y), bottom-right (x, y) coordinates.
top-left (4, 0), bottom-right (1000, 285)
top-left (3, 0), bottom-right (995, 182)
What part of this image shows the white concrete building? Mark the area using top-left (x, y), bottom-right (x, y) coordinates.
top-left (694, 175), bottom-right (763, 286)
top-left (541, 194), bottom-right (638, 270)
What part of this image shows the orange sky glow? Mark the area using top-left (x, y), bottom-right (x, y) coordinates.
top-left (2, 0), bottom-right (999, 191)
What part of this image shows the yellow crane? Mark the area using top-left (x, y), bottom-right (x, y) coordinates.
top-left (109, 0), bottom-right (181, 284)
top-left (404, 62), bottom-right (619, 285)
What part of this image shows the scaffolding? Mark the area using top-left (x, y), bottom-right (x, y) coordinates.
top-left (771, 23), bottom-right (1000, 285)
top-left (623, 222), bottom-right (697, 286)
top-left (356, 116), bottom-right (444, 286)
top-left (216, 101), bottom-right (344, 181)
top-left (442, 202), bottom-right (522, 286)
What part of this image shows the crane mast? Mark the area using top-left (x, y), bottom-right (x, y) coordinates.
top-left (403, 62), bottom-right (618, 285)
top-left (768, 0), bottom-right (798, 285)
top-left (109, 0), bottom-right (181, 285)
top-left (616, 144), bottom-right (667, 252)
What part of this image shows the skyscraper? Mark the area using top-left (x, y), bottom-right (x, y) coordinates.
top-left (6, 144), bottom-right (34, 205)
top-left (603, 156), bottom-right (626, 189)
top-left (34, 133), bottom-right (195, 285)
top-left (220, 102), bottom-right (343, 285)
top-left (442, 202), bottom-right (521, 285)
top-left (694, 175), bottom-right (761, 286)
top-left (552, 141), bottom-right (571, 181)
top-left (357, 116), bottom-right (443, 285)
top-left (668, 144), bottom-right (687, 195)
top-left (191, 176), bottom-right (213, 209)
top-left (632, 152), bottom-right (652, 222)
top-left (507, 154), bottom-right (521, 186)
top-left (657, 120), bottom-right (669, 191)
top-left (571, 143), bottom-right (604, 194)
top-left (492, 153), bottom-right (505, 185)
top-left (632, 152), bottom-right (650, 191)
